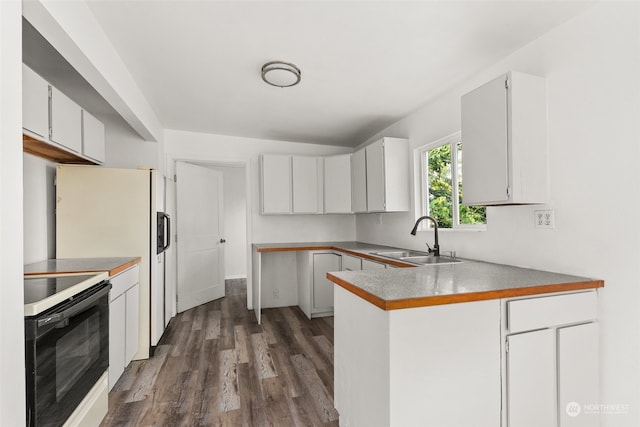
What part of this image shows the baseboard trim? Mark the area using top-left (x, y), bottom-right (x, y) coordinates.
top-left (225, 275), bottom-right (247, 280)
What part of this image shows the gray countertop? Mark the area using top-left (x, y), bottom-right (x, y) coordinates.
top-left (253, 241), bottom-right (603, 309)
top-left (327, 260), bottom-right (602, 309)
top-left (24, 257), bottom-right (141, 277)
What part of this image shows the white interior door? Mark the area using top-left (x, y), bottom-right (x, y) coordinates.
top-left (176, 162), bottom-right (225, 313)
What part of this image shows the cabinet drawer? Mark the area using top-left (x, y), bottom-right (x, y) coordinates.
top-left (507, 291), bottom-right (597, 333)
top-left (342, 254), bottom-right (362, 271)
top-left (110, 265), bottom-right (140, 301)
top-left (362, 259), bottom-right (386, 270)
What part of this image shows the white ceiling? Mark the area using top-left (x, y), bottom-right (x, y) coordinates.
top-left (83, 1), bottom-right (592, 147)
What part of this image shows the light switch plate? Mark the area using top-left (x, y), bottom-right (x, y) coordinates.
top-left (534, 210), bottom-right (555, 229)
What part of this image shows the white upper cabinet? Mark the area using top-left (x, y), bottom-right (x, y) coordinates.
top-left (351, 147), bottom-right (367, 213)
top-left (22, 64), bottom-right (49, 139)
top-left (292, 155), bottom-right (322, 214)
top-left (261, 154), bottom-right (292, 214)
top-left (262, 144), bottom-right (411, 215)
top-left (50, 86), bottom-right (82, 153)
top-left (22, 63), bottom-right (105, 165)
top-left (324, 154), bottom-right (352, 214)
top-left (365, 137), bottom-right (410, 212)
top-left (82, 110), bottom-right (106, 163)
top-left (462, 71), bottom-right (548, 205)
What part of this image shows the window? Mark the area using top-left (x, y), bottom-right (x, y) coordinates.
top-left (417, 132), bottom-right (486, 229)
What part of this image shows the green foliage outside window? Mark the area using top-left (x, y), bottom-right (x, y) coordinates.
top-left (426, 142), bottom-right (486, 228)
top-left (427, 144), bottom-right (454, 228)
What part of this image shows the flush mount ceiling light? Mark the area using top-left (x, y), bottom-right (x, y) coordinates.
top-left (261, 61), bottom-right (301, 88)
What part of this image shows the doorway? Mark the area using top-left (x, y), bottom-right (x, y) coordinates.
top-left (172, 160), bottom-right (248, 313)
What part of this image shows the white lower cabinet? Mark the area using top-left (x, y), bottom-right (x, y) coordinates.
top-left (108, 295), bottom-right (126, 390)
top-left (109, 265), bottom-right (140, 390)
top-left (341, 254), bottom-right (362, 271)
top-left (297, 251), bottom-right (341, 319)
top-left (124, 283), bottom-right (140, 363)
top-left (557, 322), bottom-right (599, 427)
top-left (335, 287), bottom-right (600, 427)
top-left (362, 258), bottom-right (386, 269)
top-left (506, 329), bottom-right (556, 427)
top-left (503, 291), bottom-right (599, 427)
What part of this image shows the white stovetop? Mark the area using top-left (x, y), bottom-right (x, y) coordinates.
top-left (24, 272), bottom-right (109, 316)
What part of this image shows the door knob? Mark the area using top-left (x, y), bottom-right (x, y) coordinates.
top-left (220, 238), bottom-right (226, 243)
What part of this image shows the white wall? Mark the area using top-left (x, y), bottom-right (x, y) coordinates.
top-left (355, 3), bottom-right (640, 425)
top-left (0, 0), bottom-right (25, 424)
top-left (101, 113), bottom-right (159, 170)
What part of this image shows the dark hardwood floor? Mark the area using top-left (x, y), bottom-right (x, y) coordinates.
top-left (101, 279), bottom-right (339, 427)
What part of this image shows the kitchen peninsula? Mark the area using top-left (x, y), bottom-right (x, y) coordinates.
top-left (253, 241), bottom-right (603, 427)
top-left (326, 258), bottom-right (603, 427)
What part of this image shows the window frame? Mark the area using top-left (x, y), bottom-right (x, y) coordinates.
top-left (414, 131), bottom-right (486, 231)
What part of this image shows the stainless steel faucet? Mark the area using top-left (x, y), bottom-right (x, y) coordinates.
top-left (410, 216), bottom-right (440, 257)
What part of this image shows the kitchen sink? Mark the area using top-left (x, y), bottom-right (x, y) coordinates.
top-left (372, 250), bottom-right (463, 265)
top-left (372, 250), bottom-right (431, 258)
top-left (401, 255), bottom-right (462, 265)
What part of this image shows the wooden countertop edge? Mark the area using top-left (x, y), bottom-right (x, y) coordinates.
top-left (327, 273), bottom-right (604, 311)
top-left (107, 258), bottom-right (142, 276)
top-left (255, 245), bottom-right (415, 268)
top-left (327, 273), bottom-right (390, 310)
top-left (256, 245), bottom-right (336, 253)
top-left (24, 257), bottom-right (142, 277)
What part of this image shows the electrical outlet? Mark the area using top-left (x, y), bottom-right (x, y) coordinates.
top-left (534, 210), bottom-right (555, 229)
top-left (273, 289), bottom-right (279, 299)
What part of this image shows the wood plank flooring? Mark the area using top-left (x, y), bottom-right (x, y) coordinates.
top-left (101, 279), bottom-right (339, 427)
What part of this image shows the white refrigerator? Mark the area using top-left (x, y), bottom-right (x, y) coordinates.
top-left (56, 165), bottom-right (170, 360)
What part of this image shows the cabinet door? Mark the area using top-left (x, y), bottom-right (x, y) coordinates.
top-left (109, 294), bottom-right (126, 390)
top-left (558, 322), bottom-right (599, 427)
top-left (313, 253), bottom-right (341, 311)
top-left (366, 140), bottom-right (385, 212)
top-left (506, 329), bottom-right (555, 427)
top-left (461, 73), bottom-right (509, 205)
top-left (380, 138), bottom-right (410, 212)
top-left (82, 110), bottom-right (105, 163)
top-left (261, 154), bottom-right (292, 214)
top-left (125, 284), bottom-right (140, 364)
top-left (324, 154), bottom-right (352, 213)
top-left (22, 65), bottom-right (49, 139)
top-left (362, 259), bottom-right (386, 270)
top-left (292, 156), bottom-right (320, 213)
top-left (342, 254), bottom-right (362, 271)
top-left (50, 86), bottom-right (82, 153)
top-left (351, 148), bottom-right (367, 213)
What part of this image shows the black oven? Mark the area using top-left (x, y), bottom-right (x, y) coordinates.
top-left (24, 279), bottom-right (111, 427)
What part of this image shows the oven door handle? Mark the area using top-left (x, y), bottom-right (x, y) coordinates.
top-left (36, 283), bottom-right (111, 328)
